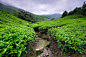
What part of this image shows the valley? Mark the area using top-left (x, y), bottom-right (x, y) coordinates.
top-left (0, 1), bottom-right (86, 57)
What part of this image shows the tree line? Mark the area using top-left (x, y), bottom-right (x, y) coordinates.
top-left (62, 2), bottom-right (86, 18)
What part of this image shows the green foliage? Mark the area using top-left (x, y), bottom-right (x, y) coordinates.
top-left (14, 11), bottom-right (50, 23)
top-left (81, 7), bottom-right (86, 15)
top-left (67, 2), bottom-right (86, 16)
top-left (68, 7), bottom-right (82, 15)
top-left (62, 10), bottom-right (68, 18)
top-left (14, 11), bottom-right (35, 22)
top-left (48, 18), bottom-right (86, 54)
top-left (30, 15), bottom-right (84, 31)
top-left (31, 14), bottom-right (50, 22)
top-left (0, 9), bottom-right (36, 57)
top-left (48, 20), bottom-right (86, 54)
top-left (0, 3), bottom-right (50, 22)
top-left (30, 15), bottom-right (86, 54)
top-left (82, 1), bottom-right (86, 8)
top-left (0, 3), bottom-right (20, 12)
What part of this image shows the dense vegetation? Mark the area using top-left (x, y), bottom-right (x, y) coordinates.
top-left (0, 3), bottom-right (21, 12)
top-left (14, 11), bottom-right (54, 22)
top-left (0, 9), bottom-right (36, 57)
top-left (0, 3), bottom-right (54, 23)
top-left (62, 2), bottom-right (86, 17)
top-left (0, 2), bottom-right (58, 23)
top-left (62, 10), bottom-right (68, 17)
top-left (0, 1), bottom-right (86, 57)
top-left (30, 15), bottom-right (86, 54)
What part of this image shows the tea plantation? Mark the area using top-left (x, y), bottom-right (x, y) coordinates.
top-left (0, 9), bottom-right (86, 57)
top-left (0, 9), bottom-right (36, 57)
top-left (30, 15), bottom-right (86, 54)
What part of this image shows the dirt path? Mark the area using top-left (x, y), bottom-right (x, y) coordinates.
top-left (35, 32), bottom-right (53, 57)
top-left (23, 31), bottom-right (53, 57)
top-left (23, 30), bottom-right (84, 57)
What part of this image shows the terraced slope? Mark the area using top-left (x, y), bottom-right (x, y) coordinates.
top-left (30, 15), bottom-right (86, 54)
top-left (0, 9), bottom-right (36, 57)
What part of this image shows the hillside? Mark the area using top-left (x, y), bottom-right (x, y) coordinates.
top-left (41, 13), bottom-right (62, 18)
top-left (0, 1), bottom-right (86, 57)
top-left (29, 15), bottom-right (86, 56)
top-left (0, 2), bottom-right (22, 12)
top-left (0, 2), bottom-right (54, 22)
top-left (0, 9), bottom-right (36, 57)
top-left (0, 9), bottom-right (86, 57)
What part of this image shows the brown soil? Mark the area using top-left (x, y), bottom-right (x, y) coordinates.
top-left (22, 39), bottom-right (39, 57)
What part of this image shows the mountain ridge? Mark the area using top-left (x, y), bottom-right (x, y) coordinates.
top-left (0, 2), bottom-right (31, 13)
top-left (41, 13), bottom-right (62, 18)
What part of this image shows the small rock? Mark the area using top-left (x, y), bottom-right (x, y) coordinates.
top-left (45, 52), bottom-right (49, 56)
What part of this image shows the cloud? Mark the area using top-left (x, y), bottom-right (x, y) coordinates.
top-left (0, 0), bottom-right (85, 15)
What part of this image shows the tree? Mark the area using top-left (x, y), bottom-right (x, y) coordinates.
top-left (82, 1), bottom-right (86, 8)
top-left (82, 1), bottom-right (86, 15)
top-left (67, 1), bottom-right (86, 16)
top-left (14, 11), bottom-right (36, 22)
top-left (68, 11), bottom-right (74, 15)
top-left (62, 10), bottom-right (68, 17)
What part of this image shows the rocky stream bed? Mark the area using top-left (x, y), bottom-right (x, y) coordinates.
top-left (22, 29), bottom-right (85, 57)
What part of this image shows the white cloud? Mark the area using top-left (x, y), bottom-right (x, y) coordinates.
top-left (0, 0), bottom-right (85, 15)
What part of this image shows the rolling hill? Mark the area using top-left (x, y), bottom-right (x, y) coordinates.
top-left (41, 13), bottom-right (62, 18)
top-left (0, 2), bottom-right (55, 22)
top-left (0, 9), bottom-right (36, 57)
top-left (0, 2), bottom-right (22, 12)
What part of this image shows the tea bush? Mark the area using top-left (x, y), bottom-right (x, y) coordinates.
top-left (0, 9), bottom-right (36, 57)
top-left (30, 15), bottom-right (86, 54)
top-left (48, 20), bottom-right (86, 54)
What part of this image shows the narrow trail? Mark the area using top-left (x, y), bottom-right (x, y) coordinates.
top-left (23, 30), bottom-right (84, 57)
top-left (35, 31), bottom-right (53, 57)
top-left (22, 28), bottom-right (86, 57)
top-left (23, 27), bottom-right (84, 57)
top-left (23, 31), bottom-right (54, 57)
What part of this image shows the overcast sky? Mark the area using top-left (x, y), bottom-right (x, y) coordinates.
top-left (0, 0), bottom-right (85, 15)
